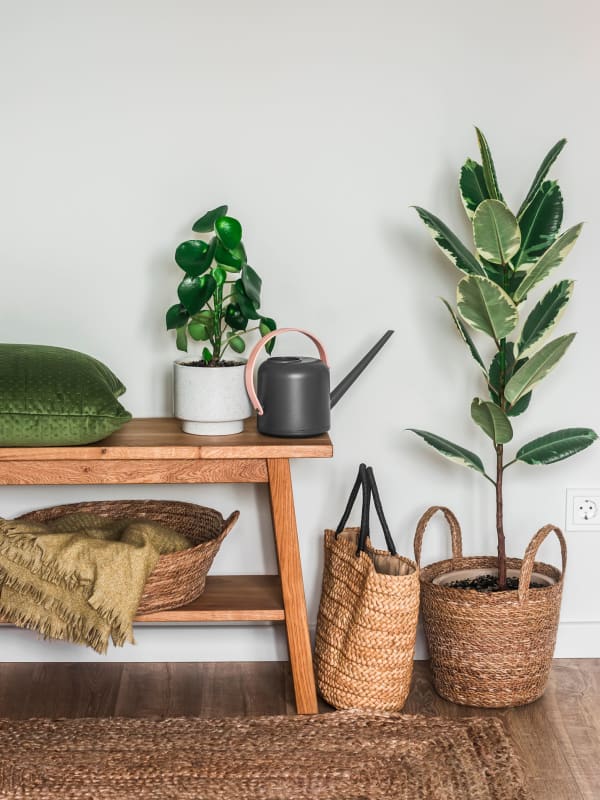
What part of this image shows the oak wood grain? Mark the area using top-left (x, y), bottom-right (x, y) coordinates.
top-left (0, 458), bottom-right (268, 485)
top-left (267, 458), bottom-right (318, 714)
top-left (134, 575), bottom-right (285, 622)
top-left (0, 418), bottom-right (333, 462)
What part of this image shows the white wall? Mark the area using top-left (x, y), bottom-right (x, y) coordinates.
top-left (0, 0), bottom-right (598, 661)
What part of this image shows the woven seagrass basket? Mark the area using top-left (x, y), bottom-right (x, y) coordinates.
top-left (414, 506), bottom-right (566, 708)
top-left (17, 500), bottom-right (239, 615)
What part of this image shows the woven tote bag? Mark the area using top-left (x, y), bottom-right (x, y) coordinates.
top-left (315, 464), bottom-right (420, 711)
top-left (414, 506), bottom-right (567, 708)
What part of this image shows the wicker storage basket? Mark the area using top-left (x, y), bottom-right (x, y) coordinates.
top-left (414, 506), bottom-right (566, 708)
top-left (17, 500), bottom-right (239, 615)
top-left (315, 465), bottom-right (420, 711)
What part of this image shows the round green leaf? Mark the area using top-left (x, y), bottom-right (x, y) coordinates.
top-left (202, 347), bottom-right (213, 363)
top-left (229, 335), bottom-right (246, 354)
top-left (260, 316), bottom-right (277, 353)
top-left (192, 205), bottom-right (228, 233)
top-left (166, 303), bottom-right (190, 330)
top-left (175, 326), bottom-right (188, 352)
top-left (241, 264), bottom-right (262, 306)
top-left (224, 303), bottom-right (248, 331)
top-left (473, 200), bottom-right (521, 265)
top-left (177, 273), bottom-right (217, 314)
top-left (174, 239), bottom-right (214, 276)
top-left (215, 240), bottom-right (246, 271)
top-left (470, 398), bottom-right (513, 444)
top-left (234, 280), bottom-right (260, 320)
top-left (188, 321), bottom-right (210, 341)
top-left (215, 216), bottom-right (242, 250)
top-left (457, 275), bottom-right (518, 341)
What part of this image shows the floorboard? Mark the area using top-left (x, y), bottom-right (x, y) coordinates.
top-left (0, 659), bottom-right (597, 799)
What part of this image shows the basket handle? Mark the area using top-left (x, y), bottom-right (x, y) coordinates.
top-left (518, 524), bottom-right (567, 605)
top-left (335, 464), bottom-right (397, 556)
top-left (413, 506), bottom-right (463, 568)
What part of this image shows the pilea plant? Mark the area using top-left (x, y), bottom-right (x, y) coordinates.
top-left (410, 129), bottom-right (597, 589)
top-left (166, 205), bottom-right (276, 364)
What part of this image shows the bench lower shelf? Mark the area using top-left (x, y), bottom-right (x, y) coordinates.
top-left (136, 575), bottom-right (285, 623)
top-left (0, 576), bottom-right (285, 626)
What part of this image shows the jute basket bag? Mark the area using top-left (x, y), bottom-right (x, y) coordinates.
top-left (414, 505), bottom-right (567, 708)
top-left (315, 465), bottom-right (420, 711)
top-left (17, 500), bottom-right (239, 615)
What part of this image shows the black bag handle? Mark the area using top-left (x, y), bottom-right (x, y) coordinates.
top-left (335, 464), bottom-right (397, 557)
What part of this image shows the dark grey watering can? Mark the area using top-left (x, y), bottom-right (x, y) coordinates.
top-left (244, 327), bottom-right (394, 437)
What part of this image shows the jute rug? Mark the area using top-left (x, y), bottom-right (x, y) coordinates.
top-left (0, 710), bottom-right (530, 799)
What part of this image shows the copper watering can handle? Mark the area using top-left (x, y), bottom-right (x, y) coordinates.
top-left (245, 328), bottom-right (330, 416)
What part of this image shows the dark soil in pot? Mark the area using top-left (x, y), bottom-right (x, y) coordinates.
top-left (182, 360), bottom-right (241, 368)
top-left (446, 574), bottom-right (547, 593)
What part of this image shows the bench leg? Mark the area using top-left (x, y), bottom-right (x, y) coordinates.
top-left (267, 458), bottom-right (318, 714)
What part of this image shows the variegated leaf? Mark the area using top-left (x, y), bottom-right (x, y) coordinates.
top-left (407, 429), bottom-right (488, 476)
top-left (460, 159), bottom-right (488, 218)
top-left (518, 139), bottom-right (567, 219)
top-left (513, 224), bottom-right (583, 303)
top-left (475, 127), bottom-right (504, 202)
top-left (516, 428), bottom-right (597, 465)
top-left (441, 298), bottom-right (487, 373)
top-left (471, 398), bottom-right (513, 444)
top-left (517, 280), bottom-right (573, 359)
top-left (505, 333), bottom-right (575, 405)
top-left (513, 181), bottom-right (563, 270)
top-left (473, 200), bottom-right (521, 265)
top-left (413, 206), bottom-right (486, 276)
top-left (457, 275), bottom-right (518, 341)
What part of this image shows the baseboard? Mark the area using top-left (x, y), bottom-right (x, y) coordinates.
top-left (0, 619), bottom-right (597, 662)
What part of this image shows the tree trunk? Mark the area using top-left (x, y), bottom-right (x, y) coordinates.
top-left (496, 443), bottom-right (506, 588)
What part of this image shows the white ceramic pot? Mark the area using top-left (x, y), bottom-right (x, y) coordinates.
top-left (173, 359), bottom-right (252, 436)
top-left (432, 567), bottom-right (556, 587)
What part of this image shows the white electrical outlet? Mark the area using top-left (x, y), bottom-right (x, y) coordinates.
top-left (565, 488), bottom-right (600, 531)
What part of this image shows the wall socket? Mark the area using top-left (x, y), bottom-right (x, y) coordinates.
top-left (565, 488), bottom-right (600, 532)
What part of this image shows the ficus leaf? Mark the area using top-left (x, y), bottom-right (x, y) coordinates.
top-left (192, 205), bottom-right (228, 233)
top-left (488, 346), bottom-right (532, 417)
top-left (457, 275), bottom-right (518, 341)
top-left (472, 199), bottom-right (521, 265)
top-left (215, 216), bottom-right (243, 250)
top-left (517, 280), bottom-right (573, 359)
top-left (513, 181), bottom-right (563, 270)
top-left (518, 139), bottom-right (567, 218)
top-left (475, 127), bottom-right (503, 202)
top-left (407, 429), bottom-right (488, 476)
top-left (441, 298), bottom-right (486, 373)
top-left (470, 398), bottom-right (513, 444)
top-left (459, 159), bottom-right (488, 218)
top-left (516, 428), bottom-right (597, 465)
top-left (513, 224), bottom-right (583, 303)
top-left (504, 333), bottom-right (575, 405)
top-left (413, 206), bottom-right (486, 277)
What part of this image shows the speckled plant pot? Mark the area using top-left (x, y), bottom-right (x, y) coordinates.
top-left (173, 360), bottom-right (252, 436)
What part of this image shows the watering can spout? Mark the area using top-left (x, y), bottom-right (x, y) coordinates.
top-left (329, 330), bottom-right (394, 409)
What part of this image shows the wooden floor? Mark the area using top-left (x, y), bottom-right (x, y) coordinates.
top-left (0, 659), bottom-right (597, 799)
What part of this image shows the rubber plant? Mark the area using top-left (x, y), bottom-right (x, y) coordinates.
top-left (166, 205), bottom-right (276, 363)
top-left (410, 129), bottom-right (597, 589)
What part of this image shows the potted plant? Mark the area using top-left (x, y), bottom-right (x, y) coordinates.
top-left (166, 205), bottom-right (277, 435)
top-left (408, 129), bottom-right (597, 707)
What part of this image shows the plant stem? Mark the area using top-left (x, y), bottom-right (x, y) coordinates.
top-left (496, 443), bottom-right (507, 588)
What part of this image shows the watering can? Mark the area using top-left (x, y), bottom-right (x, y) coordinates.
top-left (244, 327), bottom-right (394, 437)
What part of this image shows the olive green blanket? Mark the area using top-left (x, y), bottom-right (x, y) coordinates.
top-left (0, 513), bottom-right (191, 653)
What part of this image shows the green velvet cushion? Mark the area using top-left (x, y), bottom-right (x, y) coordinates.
top-left (0, 344), bottom-right (132, 446)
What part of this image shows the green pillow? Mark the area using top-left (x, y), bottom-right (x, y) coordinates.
top-left (0, 344), bottom-right (132, 446)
